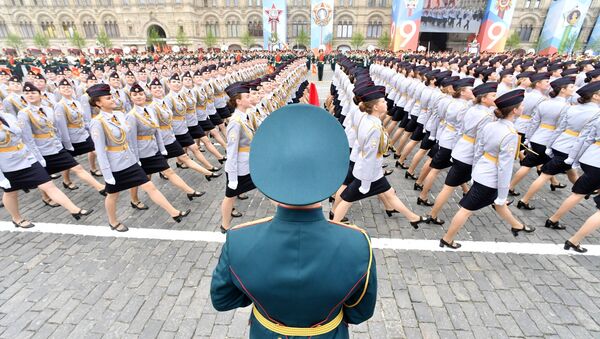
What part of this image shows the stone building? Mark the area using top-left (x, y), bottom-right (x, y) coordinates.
top-left (0, 0), bottom-right (598, 52)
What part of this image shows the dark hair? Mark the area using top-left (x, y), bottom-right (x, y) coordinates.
top-left (353, 95), bottom-right (361, 105)
top-left (227, 93), bottom-right (242, 109)
top-left (89, 96), bottom-right (101, 108)
top-left (494, 103), bottom-right (520, 119)
top-left (577, 91), bottom-right (595, 104)
top-left (475, 95), bottom-right (485, 104)
top-left (358, 99), bottom-right (379, 114)
top-left (452, 89), bottom-right (465, 98)
top-left (549, 84), bottom-right (570, 98)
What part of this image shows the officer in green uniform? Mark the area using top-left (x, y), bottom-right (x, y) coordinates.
top-left (211, 104), bottom-right (377, 338)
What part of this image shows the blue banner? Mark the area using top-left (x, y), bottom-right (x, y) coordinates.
top-left (587, 17), bottom-right (600, 55)
top-left (538, 0), bottom-right (592, 55)
top-left (263, 0), bottom-right (288, 50)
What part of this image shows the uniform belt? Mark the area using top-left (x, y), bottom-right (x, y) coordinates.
top-left (483, 152), bottom-right (498, 164)
top-left (540, 124), bottom-right (555, 130)
top-left (33, 132), bottom-right (54, 139)
top-left (159, 125), bottom-right (171, 130)
top-left (137, 135), bottom-right (154, 140)
top-left (595, 141), bottom-right (600, 146)
top-left (67, 123), bottom-right (84, 128)
top-left (445, 124), bottom-right (456, 132)
top-left (238, 146), bottom-right (250, 152)
top-left (564, 129), bottom-right (579, 137)
top-left (520, 115), bottom-right (532, 120)
top-left (0, 143), bottom-right (24, 152)
top-left (172, 116), bottom-right (185, 121)
top-left (105, 144), bottom-right (128, 152)
top-left (252, 307), bottom-right (343, 337)
top-left (462, 134), bottom-right (475, 143)
top-left (196, 105), bottom-right (206, 110)
top-left (186, 110), bottom-right (196, 114)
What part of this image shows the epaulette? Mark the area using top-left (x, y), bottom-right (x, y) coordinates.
top-left (230, 216), bottom-right (274, 231)
top-left (327, 220), bottom-right (367, 233)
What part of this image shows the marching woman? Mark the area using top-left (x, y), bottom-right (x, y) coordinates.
top-left (18, 83), bottom-right (106, 207)
top-left (392, 66), bottom-right (420, 162)
top-left (220, 82), bottom-right (258, 233)
top-left (427, 81), bottom-right (496, 225)
top-left (514, 73), bottom-right (549, 161)
top-left (0, 111), bottom-right (93, 228)
top-left (126, 83), bottom-right (205, 210)
top-left (508, 77), bottom-right (575, 196)
top-left (440, 89), bottom-right (535, 249)
top-left (88, 83), bottom-right (191, 232)
top-left (517, 82), bottom-right (600, 210)
top-left (545, 83), bottom-right (600, 231)
top-left (332, 85), bottom-right (427, 228)
top-left (564, 195), bottom-right (600, 253)
top-left (164, 74), bottom-right (222, 173)
top-left (54, 78), bottom-right (102, 191)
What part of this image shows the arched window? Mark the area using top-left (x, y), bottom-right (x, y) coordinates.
top-left (226, 18), bottom-right (240, 37)
top-left (103, 17), bottom-right (120, 38)
top-left (40, 17), bottom-right (57, 38)
top-left (336, 17), bottom-right (352, 38)
top-left (52, 0), bottom-right (69, 5)
top-left (75, 0), bottom-right (90, 4)
top-left (0, 19), bottom-right (8, 38)
top-left (61, 19), bottom-right (76, 38)
top-left (206, 17), bottom-right (219, 36)
top-left (248, 16), bottom-right (263, 37)
top-left (98, 0), bottom-right (112, 5)
top-left (519, 23), bottom-right (533, 42)
top-left (19, 19), bottom-right (35, 38)
top-left (82, 17), bottom-right (98, 38)
top-left (291, 16), bottom-right (309, 37)
top-left (367, 16), bottom-right (382, 38)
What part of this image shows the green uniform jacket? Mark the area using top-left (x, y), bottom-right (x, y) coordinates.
top-left (211, 206), bottom-right (377, 338)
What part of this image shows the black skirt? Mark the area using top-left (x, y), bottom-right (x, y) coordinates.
top-left (595, 195), bottom-right (600, 210)
top-left (392, 107), bottom-right (405, 122)
top-left (164, 141), bottom-right (186, 159)
top-left (572, 163), bottom-right (600, 195)
top-left (399, 109), bottom-right (410, 128)
top-left (140, 152), bottom-right (170, 175)
top-left (430, 146), bottom-right (453, 170)
top-left (175, 132), bottom-right (195, 147)
top-left (420, 132), bottom-right (435, 150)
top-left (445, 158), bottom-right (472, 187)
top-left (342, 161), bottom-right (356, 186)
top-left (541, 149), bottom-right (572, 175)
top-left (404, 115), bottom-right (418, 132)
top-left (459, 181), bottom-right (497, 211)
top-left (188, 124), bottom-right (206, 139)
top-left (3, 162), bottom-right (51, 193)
top-left (105, 164), bottom-right (149, 194)
top-left (225, 173), bottom-right (256, 198)
top-left (340, 176), bottom-right (391, 203)
top-left (216, 106), bottom-right (232, 119)
top-left (69, 136), bottom-right (95, 157)
top-left (43, 149), bottom-right (79, 174)
top-left (209, 113), bottom-right (224, 126)
top-left (199, 119), bottom-right (215, 132)
top-left (427, 142), bottom-right (439, 158)
top-left (519, 142), bottom-right (550, 168)
top-left (385, 98), bottom-right (394, 114)
top-left (410, 123), bottom-right (426, 141)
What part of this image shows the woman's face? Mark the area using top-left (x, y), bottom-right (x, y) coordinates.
top-left (130, 91), bottom-right (146, 106)
top-left (97, 94), bottom-right (116, 110)
top-left (481, 92), bottom-right (497, 107)
top-left (58, 85), bottom-right (73, 98)
top-left (24, 91), bottom-right (41, 105)
top-left (182, 77), bottom-right (193, 88)
top-left (236, 93), bottom-right (251, 109)
top-left (109, 77), bottom-right (121, 88)
top-left (33, 79), bottom-right (46, 90)
top-left (563, 84), bottom-right (576, 97)
top-left (373, 98), bottom-right (387, 116)
top-left (461, 87), bottom-right (475, 100)
top-left (150, 85), bottom-right (164, 98)
top-left (169, 79), bottom-right (182, 92)
top-left (511, 102), bottom-right (524, 118)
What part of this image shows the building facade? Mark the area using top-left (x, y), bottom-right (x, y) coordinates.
top-left (0, 0), bottom-right (599, 53)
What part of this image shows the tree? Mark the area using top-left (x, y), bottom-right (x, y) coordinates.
top-left (147, 27), bottom-right (162, 49)
top-left (377, 31), bottom-right (391, 50)
top-left (350, 32), bottom-right (365, 50)
top-left (97, 29), bottom-right (113, 54)
top-left (7, 33), bottom-right (23, 55)
top-left (69, 30), bottom-right (86, 50)
top-left (295, 29), bottom-right (310, 49)
top-left (33, 32), bottom-right (50, 49)
top-left (203, 30), bottom-right (217, 49)
top-left (240, 31), bottom-right (255, 50)
top-left (175, 27), bottom-right (190, 47)
top-left (505, 32), bottom-right (520, 51)
top-left (572, 38), bottom-right (584, 55)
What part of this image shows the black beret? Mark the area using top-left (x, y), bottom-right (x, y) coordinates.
top-left (225, 82), bottom-right (250, 97)
top-left (530, 72), bottom-right (550, 82)
top-left (576, 81), bottom-right (600, 97)
top-left (109, 72), bottom-right (119, 79)
top-left (23, 82), bottom-right (40, 93)
top-left (356, 85), bottom-right (386, 102)
top-left (500, 69), bottom-right (514, 77)
top-left (149, 78), bottom-right (162, 86)
top-left (495, 89), bottom-right (525, 109)
top-left (561, 68), bottom-right (578, 77)
top-left (87, 74), bottom-right (97, 81)
top-left (129, 83), bottom-right (145, 93)
top-left (58, 79), bottom-right (71, 87)
top-left (473, 82), bottom-right (498, 97)
top-left (169, 73), bottom-right (180, 81)
top-left (516, 71), bottom-right (535, 79)
top-left (452, 77), bottom-right (475, 90)
top-left (550, 77), bottom-right (575, 91)
top-left (125, 70), bottom-right (135, 76)
top-left (86, 83), bottom-right (111, 98)
top-left (182, 71), bottom-right (192, 79)
top-left (585, 69), bottom-right (600, 82)
top-left (440, 76), bottom-right (459, 87)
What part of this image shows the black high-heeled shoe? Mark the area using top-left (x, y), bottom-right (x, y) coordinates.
top-left (176, 162), bottom-right (189, 169)
top-left (405, 171), bottom-right (417, 180)
top-left (409, 216), bottom-right (426, 229)
top-left (99, 189), bottom-right (107, 197)
top-left (109, 223), bottom-right (128, 232)
top-left (385, 209), bottom-right (399, 217)
top-left (414, 183), bottom-right (423, 191)
top-left (393, 153), bottom-right (400, 159)
top-left (218, 157), bottom-right (227, 164)
top-left (564, 240), bottom-right (587, 253)
top-left (159, 173), bottom-right (169, 180)
top-left (187, 191), bottom-right (206, 201)
top-left (396, 161), bottom-right (409, 169)
top-left (173, 209), bottom-right (191, 223)
top-left (510, 225), bottom-right (535, 237)
top-left (383, 152), bottom-right (390, 158)
top-left (42, 199), bottom-right (60, 208)
top-left (417, 197), bottom-right (434, 206)
top-left (237, 194), bottom-right (249, 200)
top-left (205, 172), bottom-right (223, 181)
top-left (517, 200), bottom-right (535, 210)
top-left (550, 183), bottom-right (567, 191)
top-left (62, 182), bottom-right (79, 190)
top-left (220, 225), bottom-right (228, 234)
top-left (439, 238), bottom-right (461, 249)
top-left (12, 219), bottom-right (35, 229)
top-left (328, 211), bottom-right (349, 223)
top-left (544, 219), bottom-right (566, 230)
top-left (426, 215), bottom-right (445, 225)
top-left (210, 166), bottom-right (221, 172)
top-left (130, 201), bottom-right (149, 210)
top-left (384, 169), bottom-right (394, 176)
top-left (508, 189), bottom-right (520, 196)
top-left (72, 209), bottom-right (93, 221)
top-left (90, 169), bottom-right (103, 177)
top-left (231, 208), bottom-right (243, 218)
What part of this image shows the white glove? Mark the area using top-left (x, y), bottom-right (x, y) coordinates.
top-left (0, 178), bottom-right (11, 189)
top-left (428, 135), bottom-right (435, 141)
top-left (564, 157), bottom-right (574, 165)
top-left (228, 180), bottom-right (238, 190)
top-left (545, 148), bottom-right (553, 157)
top-left (493, 198), bottom-right (506, 206)
top-left (359, 181), bottom-right (370, 194)
top-left (104, 176), bottom-right (116, 185)
top-left (161, 151), bottom-right (168, 156)
top-left (39, 159), bottom-right (46, 167)
top-left (137, 161), bottom-right (142, 166)
top-left (66, 146), bottom-right (74, 152)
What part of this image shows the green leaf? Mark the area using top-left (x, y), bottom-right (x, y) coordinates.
top-left (240, 31), bottom-right (255, 49)
top-left (203, 30), bottom-right (218, 49)
top-left (176, 27), bottom-right (190, 47)
top-left (68, 30), bottom-right (86, 49)
top-left (377, 31), bottom-right (391, 50)
top-left (350, 32), bottom-right (365, 50)
top-left (7, 32), bottom-right (24, 53)
top-left (33, 32), bottom-right (50, 49)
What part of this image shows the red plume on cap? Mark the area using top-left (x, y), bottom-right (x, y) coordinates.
top-left (308, 83), bottom-right (319, 107)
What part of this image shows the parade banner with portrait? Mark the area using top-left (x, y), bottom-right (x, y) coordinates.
top-left (421, 0), bottom-right (486, 33)
top-left (476, 0), bottom-right (517, 53)
top-left (262, 0), bottom-right (288, 51)
top-left (585, 17), bottom-right (600, 55)
top-left (391, 0), bottom-right (425, 51)
top-left (310, 0), bottom-right (334, 51)
top-left (537, 0), bottom-right (592, 56)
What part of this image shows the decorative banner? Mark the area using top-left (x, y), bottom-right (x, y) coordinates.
top-left (587, 17), bottom-right (600, 55)
top-left (476, 0), bottom-right (517, 52)
top-left (537, 0), bottom-right (592, 55)
top-left (421, 0), bottom-right (486, 34)
top-left (263, 0), bottom-right (288, 51)
top-left (310, 0), bottom-right (334, 51)
top-left (391, 0), bottom-right (425, 51)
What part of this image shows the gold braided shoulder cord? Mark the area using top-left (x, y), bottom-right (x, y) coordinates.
top-left (100, 115), bottom-right (127, 145)
top-left (131, 107), bottom-right (159, 129)
top-left (26, 108), bottom-right (55, 133)
top-left (171, 96), bottom-right (186, 116)
top-left (62, 101), bottom-right (83, 126)
top-left (0, 124), bottom-right (11, 146)
top-left (152, 102), bottom-right (173, 127)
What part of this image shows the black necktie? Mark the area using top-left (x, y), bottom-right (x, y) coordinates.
top-left (0, 116), bottom-right (8, 127)
top-left (39, 108), bottom-right (46, 117)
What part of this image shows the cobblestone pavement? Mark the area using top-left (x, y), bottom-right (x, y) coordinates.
top-left (1, 68), bottom-right (599, 338)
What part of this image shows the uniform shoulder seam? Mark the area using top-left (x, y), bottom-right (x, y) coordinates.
top-left (327, 220), bottom-right (366, 233)
top-left (230, 216), bottom-right (274, 231)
